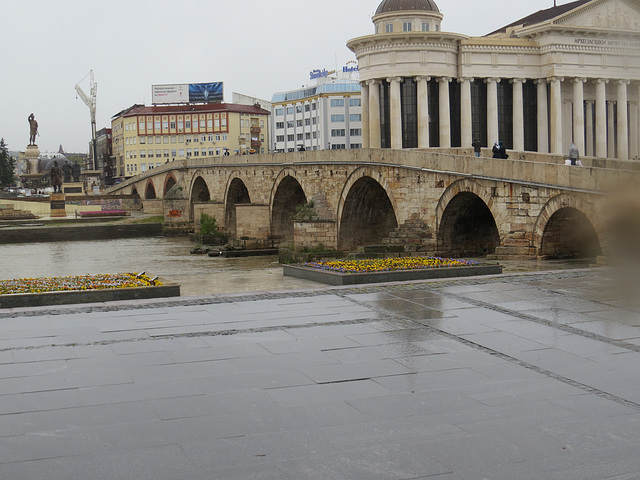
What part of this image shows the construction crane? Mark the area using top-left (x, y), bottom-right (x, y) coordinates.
top-left (75, 70), bottom-right (98, 171)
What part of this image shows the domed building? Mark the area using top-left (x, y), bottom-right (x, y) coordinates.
top-left (348, 0), bottom-right (640, 160)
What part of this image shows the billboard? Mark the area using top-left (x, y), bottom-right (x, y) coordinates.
top-left (152, 82), bottom-right (224, 104)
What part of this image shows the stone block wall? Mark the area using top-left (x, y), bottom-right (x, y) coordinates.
top-left (293, 220), bottom-right (338, 250)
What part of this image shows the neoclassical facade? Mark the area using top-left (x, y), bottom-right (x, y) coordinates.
top-left (347, 0), bottom-right (640, 159)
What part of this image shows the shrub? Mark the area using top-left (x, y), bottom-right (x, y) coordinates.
top-left (200, 213), bottom-right (219, 235)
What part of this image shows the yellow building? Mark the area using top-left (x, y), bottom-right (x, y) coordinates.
top-left (111, 103), bottom-right (270, 179)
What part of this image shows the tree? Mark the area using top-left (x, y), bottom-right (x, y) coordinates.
top-left (0, 139), bottom-right (16, 188)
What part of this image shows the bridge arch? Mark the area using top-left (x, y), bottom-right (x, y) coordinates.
top-left (270, 169), bottom-right (307, 244)
top-left (436, 179), bottom-right (500, 256)
top-left (338, 167), bottom-right (398, 251)
top-left (131, 186), bottom-right (140, 199)
top-left (534, 194), bottom-right (602, 259)
top-left (164, 173), bottom-right (177, 197)
top-left (144, 180), bottom-right (157, 200)
top-left (225, 173), bottom-right (251, 237)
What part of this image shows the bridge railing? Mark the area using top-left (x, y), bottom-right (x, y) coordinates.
top-left (108, 148), bottom-right (639, 195)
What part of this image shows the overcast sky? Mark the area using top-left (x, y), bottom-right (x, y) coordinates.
top-left (1, 0), bottom-right (562, 154)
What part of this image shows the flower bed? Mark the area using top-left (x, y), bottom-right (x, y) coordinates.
top-left (302, 256), bottom-right (480, 274)
top-left (0, 273), bottom-right (181, 308)
top-left (78, 210), bottom-right (130, 218)
top-left (283, 256), bottom-right (501, 286)
top-left (0, 273), bottom-right (161, 295)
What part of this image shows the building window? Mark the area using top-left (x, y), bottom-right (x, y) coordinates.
top-left (297, 120), bottom-right (303, 127)
top-left (156, 149), bottom-right (162, 158)
top-left (331, 144), bottom-right (346, 150)
top-left (297, 134), bottom-right (303, 141)
top-left (276, 135), bottom-right (285, 142)
top-left (331, 114), bottom-right (345, 122)
top-left (276, 122), bottom-right (284, 129)
top-left (163, 149), bottom-right (170, 157)
top-left (140, 150), bottom-right (146, 158)
top-left (403, 22), bottom-right (412, 32)
top-left (330, 99), bottom-right (345, 107)
top-left (275, 108), bottom-right (284, 116)
top-left (179, 148), bottom-right (185, 157)
top-left (287, 120), bottom-right (294, 128)
top-left (296, 105), bottom-right (303, 113)
top-left (287, 134), bottom-right (295, 142)
top-left (349, 98), bottom-right (361, 107)
top-left (331, 129), bottom-right (346, 137)
top-left (350, 114), bottom-right (362, 122)
top-left (350, 144), bottom-right (362, 149)
top-left (286, 107), bottom-right (294, 115)
top-left (350, 128), bottom-right (362, 136)
top-left (422, 22), bottom-right (429, 31)
top-left (385, 23), bottom-right (393, 33)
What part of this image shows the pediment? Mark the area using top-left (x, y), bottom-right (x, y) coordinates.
top-left (554, 0), bottom-right (640, 31)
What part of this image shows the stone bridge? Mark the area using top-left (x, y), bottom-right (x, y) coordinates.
top-left (107, 149), bottom-right (640, 260)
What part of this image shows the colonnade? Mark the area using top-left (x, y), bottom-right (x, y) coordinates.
top-left (360, 76), bottom-right (639, 159)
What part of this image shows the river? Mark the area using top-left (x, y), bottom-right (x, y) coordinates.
top-left (0, 237), bottom-right (594, 296)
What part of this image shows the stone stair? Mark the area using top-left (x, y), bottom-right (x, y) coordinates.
top-left (0, 204), bottom-right (37, 220)
top-left (382, 215), bottom-right (434, 252)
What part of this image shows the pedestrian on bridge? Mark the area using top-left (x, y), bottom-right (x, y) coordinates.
top-left (568, 143), bottom-right (580, 166)
top-left (472, 139), bottom-right (482, 157)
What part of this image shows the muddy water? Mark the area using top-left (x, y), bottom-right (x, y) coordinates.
top-left (0, 237), bottom-right (593, 297)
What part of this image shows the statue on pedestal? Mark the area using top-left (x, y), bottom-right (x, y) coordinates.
top-left (50, 160), bottom-right (63, 193)
top-left (62, 162), bottom-right (72, 182)
top-left (28, 114), bottom-right (38, 146)
top-left (72, 163), bottom-right (81, 182)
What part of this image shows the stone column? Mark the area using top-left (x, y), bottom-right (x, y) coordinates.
top-left (389, 77), bottom-right (403, 149)
top-left (536, 79), bottom-right (549, 153)
top-left (595, 79), bottom-right (607, 158)
top-left (460, 78), bottom-right (473, 149)
top-left (360, 82), bottom-right (370, 149)
top-left (368, 80), bottom-right (381, 149)
top-left (439, 77), bottom-right (451, 148)
top-left (485, 78), bottom-right (499, 145)
top-left (617, 80), bottom-right (629, 160)
top-left (512, 79), bottom-right (525, 152)
top-left (573, 78), bottom-right (586, 155)
top-left (607, 101), bottom-right (616, 157)
top-left (549, 77), bottom-right (564, 155)
top-left (416, 76), bottom-right (430, 149)
top-left (630, 102), bottom-right (638, 159)
top-left (585, 101), bottom-right (594, 156)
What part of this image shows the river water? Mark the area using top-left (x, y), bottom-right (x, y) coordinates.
top-left (0, 237), bottom-right (594, 297)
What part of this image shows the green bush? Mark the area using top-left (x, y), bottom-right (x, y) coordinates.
top-left (200, 213), bottom-right (219, 235)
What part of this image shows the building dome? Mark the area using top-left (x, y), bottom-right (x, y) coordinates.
top-left (375, 0), bottom-right (440, 15)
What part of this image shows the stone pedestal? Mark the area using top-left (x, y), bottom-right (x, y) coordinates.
top-left (25, 145), bottom-right (40, 174)
top-left (62, 182), bottom-right (84, 196)
top-left (50, 193), bottom-right (66, 218)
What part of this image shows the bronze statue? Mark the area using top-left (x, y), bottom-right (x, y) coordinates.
top-left (50, 160), bottom-right (63, 193)
top-left (62, 162), bottom-right (72, 182)
top-left (72, 163), bottom-right (81, 182)
top-left (28, 113), bottom-right (38, 146)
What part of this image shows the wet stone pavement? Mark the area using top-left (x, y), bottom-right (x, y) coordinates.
top-left (1, 268), bottom-right (640, 479)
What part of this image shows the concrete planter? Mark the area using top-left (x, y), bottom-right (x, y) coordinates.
top-left (283, 264), bottom-right (503, 286)
top-left (0, 282), bottom-right (181, 309)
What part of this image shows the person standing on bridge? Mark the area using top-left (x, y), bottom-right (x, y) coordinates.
top-left (568, 142), bottom-right (580, 166)
top-left (472, 139), bottom-right (482, 157)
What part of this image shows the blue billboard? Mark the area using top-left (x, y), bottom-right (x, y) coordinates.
top-left (189, 83), bottom-right (224, 103)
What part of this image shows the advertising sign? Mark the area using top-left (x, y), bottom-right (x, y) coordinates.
top-left (152, 83), bottom-right (224, 104)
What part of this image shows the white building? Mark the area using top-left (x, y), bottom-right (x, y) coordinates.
top-left (271, 71), bottom-right (363, 152)
top-left (348, 0), bottom-right (640, 160)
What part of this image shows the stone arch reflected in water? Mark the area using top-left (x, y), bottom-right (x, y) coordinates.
top-left (226, 178), bottom-right (251, 238)
top-left (540, 207), bottom-right (601, 259)
top-left (438, 192), bottom-right (500, 256)
top-left (272, 176), bottom-right (306, 244)
top-left (339, 176), bottom-right (398, 251)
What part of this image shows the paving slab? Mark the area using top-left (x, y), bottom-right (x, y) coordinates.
top-left (1, 268), bottom-right (640, 479)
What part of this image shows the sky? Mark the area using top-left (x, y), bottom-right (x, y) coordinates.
top-left (1, 0), bottom-right (562, 154)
